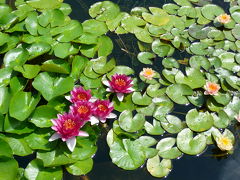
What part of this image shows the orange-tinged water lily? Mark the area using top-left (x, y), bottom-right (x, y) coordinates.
top-left (216, 136), bottom-right (233, 151)
top-left (140, 68), bottom-right (156, 80)
top-left (204, 82), bottom-right (220, 95)
top-left (217, 13), bottom-right (231, 24)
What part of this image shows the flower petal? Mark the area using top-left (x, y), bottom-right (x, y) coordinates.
top-left (89, 97), bottom-right (98, 103)
top-left (102, 80), bottom-right (110, 86)
top-left (106, 88), bottom-right (113, 92)
top-left (66, 137), bottom-right (76, 152)
top-left (117, 93), bottom-right (124, 101)
top-left (65, 95), bottom-right (71, 101)
top-left (90, 116), bottom-right (100, 125)
top-left (78, 130), bottom-right (89, 137)
top-left (100, 118), bottom-right (106, 123)
top-left (49, 133), bottom-right (61, 142)
top-left (107, 113), bottom-right (117, 119)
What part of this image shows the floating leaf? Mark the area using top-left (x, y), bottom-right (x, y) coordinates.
top-left (156, 137), bottom-right (182, 159)
top-left (3, 48), bottom-right (29, 68)
top-left (0, 157), bottom-right (18, 180)
top-left (41, 59), bottom-right (70, 74)
top-left (132, 92), bottom-right (152, 106)
top-left (160, 115), bottom-right (185, 134)
top-left (201, 4), bottom-right (224, 20)
top-left (166, 84), bottom-right (193, 104)
top-left (177, 128), bottom-right (207, 155)
top-left (119, 110), bottom-right (145, 132)
top-left (32, 72), bottom-right (74, 101)
top-left (144, 119), bottom-right (165, 135)
top-left (152, 39), bottom-right (175, 57)
top-left (0, 86), bottom-right (10, 114)
top-left (66, 159), bottom-right (93, 176)
top-left (82, 19), bottom-right (108, 36)
top-left (14, 65), bottom-right (41, 79)
top-left (147, 155), bottom-right (172, 178)
top-left (27, 0), bottom-right (63, 10)
top-left (9, 91), bottom-right (41, 121)
top-left (24, 159), bottom-right (62, 180)
top-left (137, 52), bottom-right (156, 65)
top-left (26, 42), bottom-right (51, 60)
top-left (186, 109), bottom-right (214, 132)
top-left (153, 96), bottom-right (174, 120)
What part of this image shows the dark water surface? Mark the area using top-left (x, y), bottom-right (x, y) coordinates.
top-left (60, 0), bottom-right (240, 180)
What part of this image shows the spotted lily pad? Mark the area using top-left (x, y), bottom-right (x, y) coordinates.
top-left (177, 128), bottom-right (207, 155)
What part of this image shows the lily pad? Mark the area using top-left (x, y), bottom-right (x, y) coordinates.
top-left (144, 119), bottom-right (165, 135)
top-left (160, 115), bottom-right (185, 134)
top-left (166, 84), bottom-right (193, 104)
top-left (156, 137), bottom-right (182, 159)
top-left (147, 155), bottom-right (172, 178)
top-left (119, 110), bottom-right (145, 133)
top-left (177, 128), bottom-right (207, 155)
top-left (3, 48), bottom-right (29, 68)
top-left (186, 109), bottom-right (214, 132)
top-left (132, 92), bottom-right (152, 106)
top-left (201, 4), bottom-right (224, 20)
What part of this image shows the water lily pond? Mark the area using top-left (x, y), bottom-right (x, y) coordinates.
top-left (1, 0), bottom-right (240, 180)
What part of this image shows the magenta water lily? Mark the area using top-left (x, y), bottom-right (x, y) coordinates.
top-left (103, 73), bottom-right (134, 101)
top-left (49, 113), bottom-right (89, 152)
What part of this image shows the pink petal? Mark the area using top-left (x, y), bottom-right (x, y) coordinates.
top-left (90, 116), bottom-right (99, 125)
top-left (107, 113), bottom-right (117, 119)
top-left (78, 130), bottom-right (89, 137)
top-left (117, 93), bottom-right (124, 101)
top-left (49, 133), bottom-right (61, 142)
top-left (66, 137), bottom-right (76, 152)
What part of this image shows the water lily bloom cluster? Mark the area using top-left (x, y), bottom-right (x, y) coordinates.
top-left (140, 68), bottom-right (156, 80)
top-left (216, 136), bottom-right (233, 151)
top-left (103, 73), bottom-right (134, 101)
top-left (204, 82), bottom-right (220, 95)
top-left (217, 13), bottom-right (231, 24)
top-left (49, 86), bottom-right (116, 151)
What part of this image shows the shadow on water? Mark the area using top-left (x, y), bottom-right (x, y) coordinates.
top-left (3, 0), bottom-right (238, 179)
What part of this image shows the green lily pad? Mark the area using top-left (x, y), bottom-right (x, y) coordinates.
top-left (32, 72), bottom-right (74, 101)
top-left (186, 109), bottom-right (214, 132)
top-left (107, 66), bottom-right (134, 78)
top-left (212, 110), bottom-right (231, 129)
top-left (147, 155), bottom-right (172, 178)
top-left (70, 56), bottom-right (88, 80)
top-left (107, 130), bottom-right (146, 170)
top-left (201, 4), bottom-right (224, 20)
top-left (113, 94), bottom-right (135, 112)
top-left (188, 24), bottom-right (211, 40)
top-left (54, 43), bottom-right (78, 59)
top-left (224, 96), bottom-right (240, 120)
top-left (144, 119), bottom-right (165, 135)
top-left (146, 84), bottom-right (165, 98)
top-left (92, 57), bottom-right (115, 75)
top-left (189, 56), bottom-right (210, 70)
top-left (3, 48), bottom-right (29, 68)
top-left (9, 91), bottom-right (41, 121)
top-left (162, 57), bottom-right (180, 69)
top-left (41, 59), bottom-right (70, 74)
top-left (0, 138), bottom-right (12, 157)
top-left (89, 1), bottom-right (120, 21)
top-left (25, 11), bottom-right (38, 36)
top-left (66, 158), bottom-right (93, 176)
top-left (160, 115), bottom-right (185, 134)
top-left (136, 103), bottom-right (155, 116)
top-left (177, 128), bottom-right (207, 155)
top-left (0, 86), bottom-right (10, 114)
top-left (82, 19), bottom-right (108, 36)
top-left (132, 92), bottom-right (152, 106)
top-left (30, 105), bottom-right (58, 128)
top-left (97, 35), bottom-right (113, 57)
top-left (119, 110), bottom-right (145, 132)
top-left (24, 159), bottom-right (62, 180)
top-left (137, 52), bottom-right (156, 65)
top-left (0, 157), bottom-right (18, 180)
top-left (24, 128), bottom-right (57, 151)
top-left (14, 64), bottom-right (41, 79)
top-left (166, 84), bottom-right (193, 104)
top-left (187, 91), bottom-right (205, 107)
top-left (156, 137), bottom-right (182, 159)
top-left (142, 12), bottom-right (170, 26)
top-left (153, 96), bottom-right (174, 120)
top-left (189, 42), bottom-right (209, 55)
top-left (152, 39), bottom-right (175, 57)
top-left (26, 42), bottom-right (51, 60)
top-left (27, 0), bottom-right (63, 10)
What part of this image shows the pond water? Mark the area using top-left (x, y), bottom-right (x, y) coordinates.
top-left (57, 0), bottom-right (240, 180)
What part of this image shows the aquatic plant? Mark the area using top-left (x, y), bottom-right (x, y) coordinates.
top-left (0, 0), bottom-right (240, 179)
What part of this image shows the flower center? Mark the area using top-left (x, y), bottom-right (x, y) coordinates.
top-left (78, 105), bottom-right (89, 114)
top-left (220, 137), bottom-right (231, 146)
top-left (144, 69), bottom-right (154, 76)
top-left (98, 104), bottom-right (108, 112)
top-left (77, 93), bottom-right (87, 101)
top-left (208, 84), bottom-right (218, 91)
top-left (115, 79), bottom-right (126, 86)
top-left (63, 119), bottom-right (76, 130)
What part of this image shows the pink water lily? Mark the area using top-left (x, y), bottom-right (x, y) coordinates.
top-left (70, 101), bottom-right (93, 121)
top-left (103, 74), bottom-right (134, 101)
top-left (90, 100), bottom-right (116, 124)
top-left (49, 113), bottom-right (88, 152)
top-left (68, 86), bottom-right (92, 103)
top-left (204, 82), bottom-right (220, 95)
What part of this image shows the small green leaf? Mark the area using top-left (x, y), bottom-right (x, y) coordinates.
top-left (66, 158), bottom-right (93, 176)
top-left (0, 157), bottom-right (18, 180)
top-left (157, 138), bottom-right (182, 159)
top-left (41, 59), bottom-right (70, 74)
top-left (4, 48), bottom-right (29, 68)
